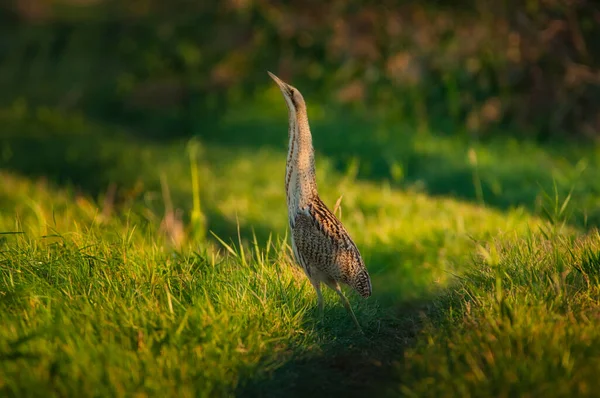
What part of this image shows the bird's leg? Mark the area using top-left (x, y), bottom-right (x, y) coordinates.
top-left (338, 292), bottom-right (363, 333)
top-left (330, 282), bottom-right (363, 333)
top-left (311, 280), bottom-right (324, 322)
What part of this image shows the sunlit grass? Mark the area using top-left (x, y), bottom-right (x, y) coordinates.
top-left (1, 104), bottom-right (599, 396)
top-left (399, 229), bottom-right (600, 397)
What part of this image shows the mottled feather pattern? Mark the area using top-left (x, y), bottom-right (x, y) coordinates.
top-left (268, 71), bottom-right (371, 330)
top-left (292, 198), bottom-right (372, 298)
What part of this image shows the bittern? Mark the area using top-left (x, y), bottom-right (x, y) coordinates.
top-left (268, 71), bottom-right (372, 331)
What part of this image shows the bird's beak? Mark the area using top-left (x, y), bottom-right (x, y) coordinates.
top-left (267, 71), bottom-right (288, 93)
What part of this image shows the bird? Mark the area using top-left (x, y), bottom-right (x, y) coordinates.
top-left (268, 71), bottom-right (372, 331)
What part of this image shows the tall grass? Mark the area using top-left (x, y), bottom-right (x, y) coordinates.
top-left (1, 102), bottom-right (599, 395)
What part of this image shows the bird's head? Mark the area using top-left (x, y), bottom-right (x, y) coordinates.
top-left (268, 71), bottom-right (305, 114)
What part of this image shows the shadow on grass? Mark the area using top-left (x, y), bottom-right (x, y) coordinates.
top-left (1, 106), bottom-right (598, 231)
top-left (238, 312), bottom-right (413, 397)
top-left (0, 131), bottom-right (137, 198)
top-left (203, 206), bottom-right (276, 247)
top-left (0, 115), bottom-right (517, 396)
top-left (238, 270), bottom-right (452, 396)
top-left (195, 110), bottom-right (598, 228)
top-left (190, 209), bottom-right (453, 396)
top-left (231, 232), bottom-right (459, 396)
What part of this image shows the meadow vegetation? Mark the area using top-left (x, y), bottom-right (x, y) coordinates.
top-left (1, 0), bottom-right (600, 396)
top-left (2, 94), bottom-right (600, 396)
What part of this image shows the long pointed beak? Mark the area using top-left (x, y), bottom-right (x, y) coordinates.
top-left (267, 71), bottom-right (288, 92)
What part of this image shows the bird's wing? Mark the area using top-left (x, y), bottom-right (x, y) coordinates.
top-left (292, 209), bottom-right (338, 279)
top-left (307, 200), bottom-right (371, 296)
top-left (292, 200), bottom-right (365, 283)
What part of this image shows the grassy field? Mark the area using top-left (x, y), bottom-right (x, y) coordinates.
top-left (1, 90), bottom-right (600, 396)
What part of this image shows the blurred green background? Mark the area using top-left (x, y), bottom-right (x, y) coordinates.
top-left (2, 1), bottom-right (600, 396)
top-left (1, 0), bottom-right (599, 228)
top-left (1, 0), bottom-right (599, 136)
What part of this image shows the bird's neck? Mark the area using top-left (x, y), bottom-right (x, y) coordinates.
top-left (286, 109), bottom-right (317, 211)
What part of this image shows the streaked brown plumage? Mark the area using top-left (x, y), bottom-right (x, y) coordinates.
top-left (268, 71), bottom-right (372, 330)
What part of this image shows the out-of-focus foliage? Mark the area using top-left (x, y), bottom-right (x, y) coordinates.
top-left (1, 0), bottom-right (598, 139)
top-left (2, 2), bottom-right (600, 396)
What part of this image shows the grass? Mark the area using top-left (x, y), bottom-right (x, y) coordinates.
top-left (1, 93), bottom-right (600, 396)
top-left (400, 229), bottom-right (600, 397)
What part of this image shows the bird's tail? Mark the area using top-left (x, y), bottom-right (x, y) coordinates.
top-left (353, 269), bottom-right (372, 298)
